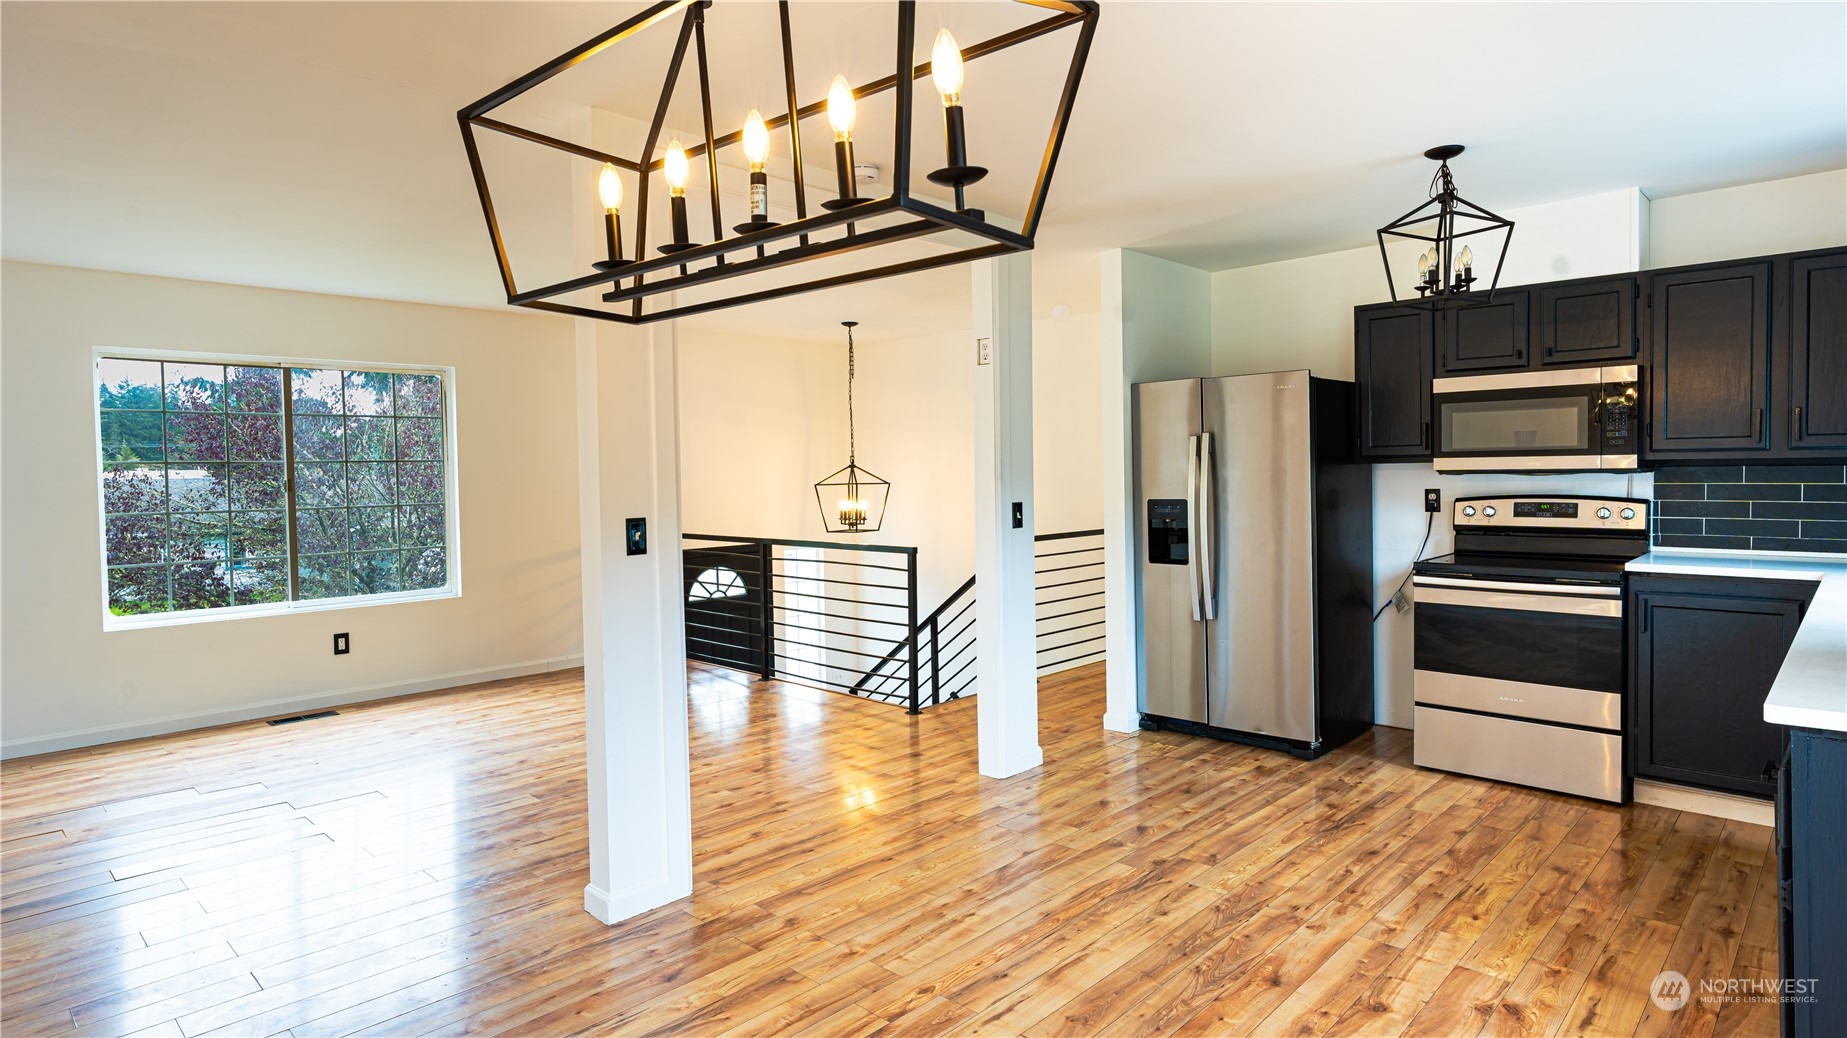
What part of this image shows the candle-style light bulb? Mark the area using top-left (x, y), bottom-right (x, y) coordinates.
top-left (932, 29), bottom-right (964, 106)
top-left (822, 74), bottom-right (865, 210)
top-left (741, 109), bottom-right (774, 228)
top-left (1417, 253), bottom-right (1429, 278)
top-left (826, 75), bottom-right (856, 141)
top-left (663, 140), bottom-right (689, 197)
top-left (742, 110), bottom-right (770, 172)
top-left (1459, 245), bottom-right (1473, 270)
top-left (659, 139), bottom-right (695, 251)
top-left (594, 162), bottom-right (626, 269)
top-left (597, 163), bottom-right (622, 213)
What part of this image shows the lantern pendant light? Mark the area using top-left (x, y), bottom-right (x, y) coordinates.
top-left (1376, 145), bottom-right (1514, 311)
top-left (813, 321), bottom-right (890, 534)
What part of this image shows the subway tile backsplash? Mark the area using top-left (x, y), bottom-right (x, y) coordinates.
top-left (1653, 465), bottom-right (1847, 554)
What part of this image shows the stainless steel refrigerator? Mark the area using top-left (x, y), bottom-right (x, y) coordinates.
top-left (1132, 371), bottom-right (1374, 758)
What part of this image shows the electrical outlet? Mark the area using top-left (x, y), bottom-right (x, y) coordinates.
top-left (1424, 488), bottom-right (1442, 513)
top-left (333, 632), bottom-right (350, 655)
top-left (976, 337), bottom-right (992, 366)
top-left (1392, 589), bottom-right (1411, 614)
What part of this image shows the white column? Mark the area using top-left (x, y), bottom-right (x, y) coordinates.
top-left (971, 253), bottom-right (1042, 778)
top-left (1098, 250), bottom-right (1141, 733)
top-left (576, 318), bottom-right (693, 924)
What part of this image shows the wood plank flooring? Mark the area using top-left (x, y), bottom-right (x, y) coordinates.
top-left (0, 663), bottom-right (1779, 1037)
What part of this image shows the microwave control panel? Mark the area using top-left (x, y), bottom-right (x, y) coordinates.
top-left (1599, 384), bottom-right (1640, 450)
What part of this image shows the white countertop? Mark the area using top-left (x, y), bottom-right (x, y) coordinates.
top-left (1627, 550), bottom-right (1847, 733)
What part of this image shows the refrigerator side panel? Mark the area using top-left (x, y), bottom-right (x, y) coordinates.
top-left (1133, 379), bottom-right (1206, 723)
top-left (1203, 372), bottom-right (1319, 743)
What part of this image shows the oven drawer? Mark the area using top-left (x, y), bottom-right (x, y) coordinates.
top-left (1414, 670), bottom-right (1621, 730)
top-left (1414, 705), bottom-right (1623, 803)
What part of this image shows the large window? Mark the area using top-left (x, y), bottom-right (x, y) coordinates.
top-left (96, 356), bottom-right (454, 623)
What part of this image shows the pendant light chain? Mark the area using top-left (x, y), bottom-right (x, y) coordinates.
top-left (846, 322), bottom-right (856, 466)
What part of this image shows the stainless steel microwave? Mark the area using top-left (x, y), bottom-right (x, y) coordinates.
top-left (1431, 365), bottom-right (1640, 473)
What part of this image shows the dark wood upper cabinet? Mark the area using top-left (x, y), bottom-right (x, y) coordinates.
top-left (1536, 276), bottom-right (1637, 366)
top-left (1648, 262), bottom-right (1772, 454)
top-left (1355, 304), bottom-right (1432, 458)
top-left (1789, 250), bottom-right (1847, 451)
top-left (1437, 290), bottom-right (1528, 374)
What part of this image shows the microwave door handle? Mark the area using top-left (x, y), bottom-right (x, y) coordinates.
top-left (1185, 434), bottom-right (1202, 622)
top-left (1198, 432), bottom-right (1217, 621)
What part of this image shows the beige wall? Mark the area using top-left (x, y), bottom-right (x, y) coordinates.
top-left (1650, 168), bottom-right (1847, 268)
top-left (676, 315), bottom-right (1103, 615)
top-left (1, 261), bottom-right (582, 756)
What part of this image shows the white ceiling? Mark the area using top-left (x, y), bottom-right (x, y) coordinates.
top-left (4, 1), bottom-right (1843, 343)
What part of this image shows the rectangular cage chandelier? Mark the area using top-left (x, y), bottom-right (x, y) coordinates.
top-left (456, 0), bottom-right (1099, 325)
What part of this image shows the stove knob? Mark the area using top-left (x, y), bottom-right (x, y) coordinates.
top-left (1620, 507), bottom-right (1636, 521)
top-left (1597, 507), bottom-right (1612, 520)
top-left (1482, 506), bottom-right (1497, 518)
top-left (1461, 506), bottom-right (1477, 517)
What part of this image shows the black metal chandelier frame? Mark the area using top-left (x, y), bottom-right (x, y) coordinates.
top-left (1376, 145), bottom-right (1515, 312)
top-left (457, 0), bottom-right (1098, 325)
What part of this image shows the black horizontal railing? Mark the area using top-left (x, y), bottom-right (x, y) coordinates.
top-left (683, 534), bottom-right (921, 711)
top-left (839, 529), bottom-right (1107, 711)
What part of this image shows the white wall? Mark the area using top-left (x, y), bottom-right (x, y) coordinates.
top-left (1649, 168), bottom-right (1847, 268)
top-left (0, 261), bottom-right (582, 756)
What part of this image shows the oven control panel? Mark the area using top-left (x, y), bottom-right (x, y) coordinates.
top-left (1453, 496), bottom-right (1647, 531)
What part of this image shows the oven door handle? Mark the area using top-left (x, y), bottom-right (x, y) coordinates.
top-left (1412, 576), bottom-right (1620, 596)
top-left (1413, 584), bottom-right (1622, 617)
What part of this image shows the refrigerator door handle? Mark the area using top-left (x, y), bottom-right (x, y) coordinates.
top-left (1186, 434), bottom-right (1202, 622)
top-left (1198, 432), bottom-right (1217, 620)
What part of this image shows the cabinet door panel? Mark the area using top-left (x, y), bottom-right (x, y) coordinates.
top-left (1649, 264), bottom-right (1771, 454)
top-left (1356, 306), bottom-right (1432, 457)
top-left (1439, 291), bottom-right (1529, 373)
top-left (1633, 591), bottom-right (1798, 796)
top-left (1790, 252), bottom-right (1847, 451)
top-left (1538, 277), bottom-right (1637, 365)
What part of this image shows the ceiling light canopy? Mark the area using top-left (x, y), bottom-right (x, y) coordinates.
top-left (1376, 145), bottom-right (1515, 311)
top-left (456, 0), bottom-right (1099, 325)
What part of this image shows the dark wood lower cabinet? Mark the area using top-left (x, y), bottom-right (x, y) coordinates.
top-left (1781, 726), bottom-right (1847, 1036)
top-left (1629, 574), bottom-right (1814, 797)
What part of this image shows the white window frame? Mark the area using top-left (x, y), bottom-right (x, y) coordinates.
top-left (93, 347), bottom-right (463, 631)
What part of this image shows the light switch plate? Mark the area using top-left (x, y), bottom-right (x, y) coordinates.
top-left (1011, 502), bottom-right (1023, 529)
top-left (626, 517), bottom-right (647, 556)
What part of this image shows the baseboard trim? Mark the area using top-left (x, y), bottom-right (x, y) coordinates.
top-left (583, 878), bottom-right (691, 925)
top-left (1633, 778), bottom-right (1774, 827)
top-left (1101, 710), bottom-right (1141, 734)
top-left (1, 654), bottom-right (585, 760)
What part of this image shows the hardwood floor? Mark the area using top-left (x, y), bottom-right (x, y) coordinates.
top-left (1, 663), bottom-right (1778, 1037)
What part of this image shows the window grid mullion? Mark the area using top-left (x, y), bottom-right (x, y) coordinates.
top-left (282, 366), bottom-right (302, 602)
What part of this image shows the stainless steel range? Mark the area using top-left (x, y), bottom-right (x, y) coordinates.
top-left (1410, 495), bottom-right (1650, 803)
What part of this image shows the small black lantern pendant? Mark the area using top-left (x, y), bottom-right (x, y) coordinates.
top-left (925, 29), bottom-right (987, 213)
top-left (1376, 145), bottom-right (1513, 311)
top-left (813, 321), bottom-right (890, 534)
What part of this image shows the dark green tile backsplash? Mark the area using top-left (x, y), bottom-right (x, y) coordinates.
top-left (1653, 465), bottom-right (1847, 553)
